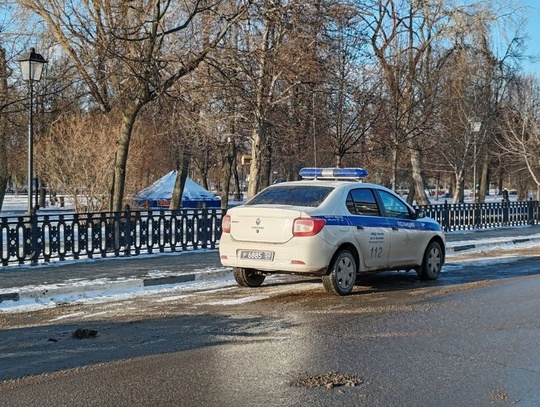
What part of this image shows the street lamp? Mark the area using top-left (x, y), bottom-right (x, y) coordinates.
top-left (470, 118), bottom-right (482, 203)
top-left (18, 48), bottom-right (47, 216)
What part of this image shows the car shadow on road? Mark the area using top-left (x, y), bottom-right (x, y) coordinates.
top-left (257, 255), bottom-right (540, 296)
top-left (351, 255), bottom-right (540, 295)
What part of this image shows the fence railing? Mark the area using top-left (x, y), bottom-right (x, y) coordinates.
top-left (414, 199), bottom-right (540, 232)
top-left (1, 208), bottom-right (223, 266)
top-left (1, 200), bottom-right (539, 266)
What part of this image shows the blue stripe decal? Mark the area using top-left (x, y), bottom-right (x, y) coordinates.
top-left (313, 215), bottom-right (351, 226)
top-left (314, 215), bottom-right (442, 231)
top-left (386, 218), bottom-right (441, 231)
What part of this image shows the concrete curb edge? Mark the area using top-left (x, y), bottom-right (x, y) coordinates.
top-left (2, 237), bottom-right (539, 304)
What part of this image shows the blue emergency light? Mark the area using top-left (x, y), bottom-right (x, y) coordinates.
top-left (299, 167), bottom-right (368, 180)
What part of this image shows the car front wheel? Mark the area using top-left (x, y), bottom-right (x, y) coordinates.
top-left (322, 250), bottom-right (357, 296)
top-left (416, 241), bottom-right (443, 280)
top-left (233, 267), bottom-right (266, 287)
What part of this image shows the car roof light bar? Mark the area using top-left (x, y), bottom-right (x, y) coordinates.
top-left (299, 167), bottom-right (368, 180)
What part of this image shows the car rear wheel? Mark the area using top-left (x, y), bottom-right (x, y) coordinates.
top-left (233, 267), bottom-right (266, 287)
top-left (416, 241), bottom-right (443, 280)
top-left (322, 250), bottom-right (357, 296)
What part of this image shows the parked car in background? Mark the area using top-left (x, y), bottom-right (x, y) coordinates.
top-left (219, 168), bottom-right (446, 296)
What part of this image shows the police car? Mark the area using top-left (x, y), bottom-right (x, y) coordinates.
top-left (219, 168), bottom-right (445, 296)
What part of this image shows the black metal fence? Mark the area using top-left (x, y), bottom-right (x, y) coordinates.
top-left (1, 200), bottom-right (539, 266)
top-left (414, 199), bottom-right (540, 232)
top-left (1, 208), bottom-right (223, 266)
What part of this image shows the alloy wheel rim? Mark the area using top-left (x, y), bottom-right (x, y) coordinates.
top-left (427, 247), bottom-right (441, 274)
top-left (337, 256), bottom-right (354, 289)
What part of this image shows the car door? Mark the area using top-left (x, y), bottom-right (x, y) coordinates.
top-left (346, 188), bottom-right (390, 269)
top-left (375, 189), bottom-right (424, 266)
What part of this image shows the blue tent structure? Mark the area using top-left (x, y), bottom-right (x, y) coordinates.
top-left (131, 170), bottom-right (221, 209)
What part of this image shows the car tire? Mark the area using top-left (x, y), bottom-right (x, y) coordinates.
top-left (233, 267), bottom-right (266, 287)
top-left (322, 250), bottom-right (357, 296)
top-left (416, 241), bottom-right (443, 280)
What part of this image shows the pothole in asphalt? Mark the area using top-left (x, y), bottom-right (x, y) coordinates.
top-left (291, 371), bottom-right (365, 389)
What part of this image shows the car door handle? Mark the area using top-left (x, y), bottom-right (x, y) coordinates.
top-left (392, 226), bottom-right (399, 231)
top-left (357, 226), bottom-right (364, 230)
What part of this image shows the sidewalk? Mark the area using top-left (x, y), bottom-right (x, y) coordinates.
top-left (444, 225), bottom-right (540, 252)
top-left (1, 226), bottom-right (540, 305)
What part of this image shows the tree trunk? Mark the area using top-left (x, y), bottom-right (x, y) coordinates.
top-left (260, 135), bottom-right (272, 190)
top-left (111, 102), bottom-right (143, 212)
top-left (39, 181), bottom-right (47, 208)
top-left (409, 147), bottom-right (429, 205)
top-left (247, 119), bottom-right (268, 199)
top-left (220, 139), bottom-right (235, 209)
top-left (233, 165), bottom-right (241, 201)
top-left (170, 148), bottom-right (191, 210)
top-left (477, 152), bottom-right (489, 203)
top-left (406, 179), bottom-right (416, 205)
top-left (390, 145), bottom-right (398, 191)
top-left (453, 169), bottom-right (465, 204)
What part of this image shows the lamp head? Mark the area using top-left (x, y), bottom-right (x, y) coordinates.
top-left (18, 48), bottom-right (48, 82)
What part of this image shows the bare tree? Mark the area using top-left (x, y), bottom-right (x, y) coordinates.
top-left (18, 0), bottom-right (251, 211)
top-left (35, 112), bottom-right (116, 212)
top-left (215, 0), bottom-right (325, 198)
top-left (361, 0), bottom-right (498, 204)
top-left (497, 77), bottom-right (540, 200)
top-left (323, 25), bottom-right (382, 167)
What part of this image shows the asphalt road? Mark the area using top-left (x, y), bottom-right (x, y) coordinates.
top-left (0, 244), bottom-right (539, 407)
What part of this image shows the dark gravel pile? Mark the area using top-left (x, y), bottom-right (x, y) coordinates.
top-left (291, 371), bottom-right (364, 389)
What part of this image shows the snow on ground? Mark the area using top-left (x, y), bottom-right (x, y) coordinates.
top-left (1, 194), bottom-right (75, 217)
top-left (447, 233), bottom-right (540, 250)
top-left (0, 272), bottom-right (238, 314)
top-left (1, 239), bottom-right (539, 315)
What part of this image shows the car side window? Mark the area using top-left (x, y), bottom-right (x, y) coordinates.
top-left (378, 190), bottom-right (411, 219)
top-left (347, 189), bottom-right (380, 216)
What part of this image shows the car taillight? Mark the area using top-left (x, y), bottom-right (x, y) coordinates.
top-left (292, 217), bottom-right (326, 237)
top-left (222, 214), bottom-right (231, 233)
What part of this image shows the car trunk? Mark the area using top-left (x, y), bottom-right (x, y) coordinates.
top-left (229, 206), bottom-right (304, 243)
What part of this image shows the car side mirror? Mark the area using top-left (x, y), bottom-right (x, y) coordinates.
top-left (415, 209), bottom-right (426, 219)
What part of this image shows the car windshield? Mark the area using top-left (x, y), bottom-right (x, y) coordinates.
top-left (246, 185), bottom-right (334, 207)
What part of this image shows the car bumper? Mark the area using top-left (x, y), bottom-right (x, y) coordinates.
top-left (219, 234), bottom-right (336, 275)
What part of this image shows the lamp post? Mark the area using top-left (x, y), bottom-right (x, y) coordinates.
top-left (18, 48), bottom-right (47, 216)
top-left (312, 84), bottom-right (316, 168)
top-left (470, 118), bottom-right (482, 203)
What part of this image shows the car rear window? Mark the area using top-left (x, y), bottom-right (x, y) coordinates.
top-left (246, 185), bottom-right (334, 207)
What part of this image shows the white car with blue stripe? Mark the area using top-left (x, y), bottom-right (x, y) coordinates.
top-left (219, 168), bottom-right (445, 296)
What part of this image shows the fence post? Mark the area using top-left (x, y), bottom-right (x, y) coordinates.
top-left (442, 200), bottom-right (450, 231)
top-left (30, 214), bottom-right (40, 265)
top-left (201, 206), bottom-right (208, 249)
top-left (474, 203), bottom-right (480, 229)
top-left (124, 206), bottom-right (132, 255)
top-left (502, 200), bottom-right (509, 225)
top-left (528, 198), bottom-right (534, 226)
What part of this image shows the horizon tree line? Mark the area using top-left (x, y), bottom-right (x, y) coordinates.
top-left (0, 0), bottom-right (539, 213)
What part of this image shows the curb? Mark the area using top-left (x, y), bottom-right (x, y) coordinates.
top-left (2, 237), bottom-right (539, 305)
top-left (0, 269), bottom-right (233, 305)
top-left (447, 237), bottom-right (540, 253)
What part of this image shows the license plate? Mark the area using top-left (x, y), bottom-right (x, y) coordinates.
top-left (240, 250), bottom-right (274, 261)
